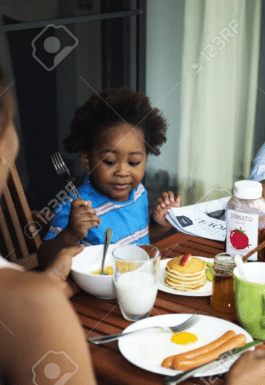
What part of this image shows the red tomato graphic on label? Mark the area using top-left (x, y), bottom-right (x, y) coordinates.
top-left (230, 228), bottom-right (250, 250)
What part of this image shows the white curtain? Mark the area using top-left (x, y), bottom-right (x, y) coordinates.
top-left (179, 0), bottom-right (262, 205)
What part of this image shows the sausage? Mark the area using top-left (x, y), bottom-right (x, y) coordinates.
top-left (177, 330), bottom-right (236, 361)
top-left (161, 330), bottom-right (236, 368)
top-left (162, 355), bottom-right (176, 369)
top-left (172, 333), bottom-right (247, 370)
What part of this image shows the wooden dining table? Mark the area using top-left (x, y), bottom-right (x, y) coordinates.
top-left (71, 232), bottom-right (264, 385)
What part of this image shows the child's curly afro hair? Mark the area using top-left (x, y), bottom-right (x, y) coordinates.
top-left (63, 87), bottom-right (167, 156)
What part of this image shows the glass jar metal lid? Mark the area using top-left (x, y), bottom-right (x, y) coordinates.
top-left (213, 253), bottom-right (236, 276)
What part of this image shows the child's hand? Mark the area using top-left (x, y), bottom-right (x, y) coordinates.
top-left (67, 199), bottom-right (101, 241)
top-left (152, 192), bottom-right (181, 226)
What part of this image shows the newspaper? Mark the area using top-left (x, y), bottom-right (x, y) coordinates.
top-left (166, 196), bottom-right (231, 241)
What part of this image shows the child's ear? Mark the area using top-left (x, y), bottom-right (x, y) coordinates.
top-left (81, 151), bottom-right (90, 170)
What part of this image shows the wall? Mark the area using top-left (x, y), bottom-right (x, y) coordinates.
top-left (145, 0), bottom-right (185, 192)
top-left (2, 0), bottom-right (265, 206)
top-left (0, 0), bottom-right (104, 208)
top-left (252, 2), bottom-right (265, 161)
top-left (146, 0), bottom-right (265, 192)
top-left (146, 0), bottom-right (185, 192)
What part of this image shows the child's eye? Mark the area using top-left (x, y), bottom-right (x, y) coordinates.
top-left (103, 160), bottom-right (116, 166)
top-left (130, 161), bottom-right (141, 166)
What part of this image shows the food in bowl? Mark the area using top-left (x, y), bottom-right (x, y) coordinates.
top-left (71, 244), bottom-right (117, 299)
top-left (91, 266), bottom-right (113, 275)
top-left (165, 255), bottom-right (206, 291)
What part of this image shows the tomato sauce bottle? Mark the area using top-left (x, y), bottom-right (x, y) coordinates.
top-left (226, 181), bottom-right (265, 261)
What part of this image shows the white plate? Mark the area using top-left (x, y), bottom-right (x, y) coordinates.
top-left (158, 257), bottom-right (213, 296)
top-left (118, 313), bottom-right (253, 377)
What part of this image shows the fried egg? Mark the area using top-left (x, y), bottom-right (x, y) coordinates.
top-left (139, 328), bottom-right (210, 367)
top-left (171, 331), bottom-right (198, 345)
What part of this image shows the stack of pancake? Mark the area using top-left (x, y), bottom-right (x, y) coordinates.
top-left (165, 255), bottom-right (206, 291)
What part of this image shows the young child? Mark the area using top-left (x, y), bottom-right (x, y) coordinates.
top-left (38, 88), bottom-right (180, 268)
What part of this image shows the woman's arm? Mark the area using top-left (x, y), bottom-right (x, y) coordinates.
top-left (0, 269), bottom-right (97, 385)
top-left (37, 227), bottom-right (80, 270)
top-left (225, 349), bottom-right (265, 385)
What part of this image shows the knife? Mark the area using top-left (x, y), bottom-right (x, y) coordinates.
top-left (164, 340), bottom-right (263, 385)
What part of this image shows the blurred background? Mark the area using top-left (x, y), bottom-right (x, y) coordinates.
top-left (0, 0), bottom-right (264, 212)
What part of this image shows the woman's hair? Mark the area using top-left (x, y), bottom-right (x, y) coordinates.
top-left (0, 66), bottom-right (13, 142)
top-left (64, 87), bottom-right (167, 156)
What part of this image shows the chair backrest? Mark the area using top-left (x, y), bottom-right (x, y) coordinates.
top-left (0, 163), bottom-right (41, 269)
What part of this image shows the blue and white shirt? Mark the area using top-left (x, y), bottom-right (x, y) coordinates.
top-left (44, 175), bottom-right (150, 246)
top-left (249, 143), bottom-right (265, 182)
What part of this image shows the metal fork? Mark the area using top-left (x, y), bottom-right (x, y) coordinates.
top-left (88, 314), bottom-right (199, 345)
top-left (51, 152), bottom-right (81, 199)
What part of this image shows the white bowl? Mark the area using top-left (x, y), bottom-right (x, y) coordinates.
top-left (71, 244), bottom-right (116, 299)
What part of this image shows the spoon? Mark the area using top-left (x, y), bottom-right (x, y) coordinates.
top-left (242, 239), bottom-right (265, 262)
top-left (100, 228), bottom-right (113, 275)
top-left (234, 254), bottom-right (248, 281)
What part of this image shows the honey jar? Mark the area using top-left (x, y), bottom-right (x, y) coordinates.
top-left (210, 253), bottom-right (236, 314)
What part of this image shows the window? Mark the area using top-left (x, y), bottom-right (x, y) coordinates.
top-left (0, 0), bottom-right (146, 209)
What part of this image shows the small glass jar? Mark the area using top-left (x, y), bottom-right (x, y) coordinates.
top-left (210, 253), bottom-right (236, 314)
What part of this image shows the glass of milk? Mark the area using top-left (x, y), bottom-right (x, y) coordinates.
top-left (113, 245), bottom-right (160, 322)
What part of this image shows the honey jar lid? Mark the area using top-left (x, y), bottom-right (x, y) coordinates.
top-left (233, 180), bottom-right (262, 199)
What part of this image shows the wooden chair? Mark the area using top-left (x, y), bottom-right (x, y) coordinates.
top-left (0, 163), bottom-right (42, 270)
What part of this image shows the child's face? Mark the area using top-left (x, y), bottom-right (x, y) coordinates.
top-left (83, 123), bottom-right (147, 202)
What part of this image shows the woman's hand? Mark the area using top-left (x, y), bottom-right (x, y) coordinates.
top-left (67, 199), bottom-right (101, 242)
top-left (225, 349), bottom-right (265, 385)
top-left (45, 244), bottom-right (85, 298)
top-left (152, 192), bottom-right (181, 226)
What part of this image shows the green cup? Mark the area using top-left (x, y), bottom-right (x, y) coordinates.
top-left (233, 262), bottom-right (265, 339)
